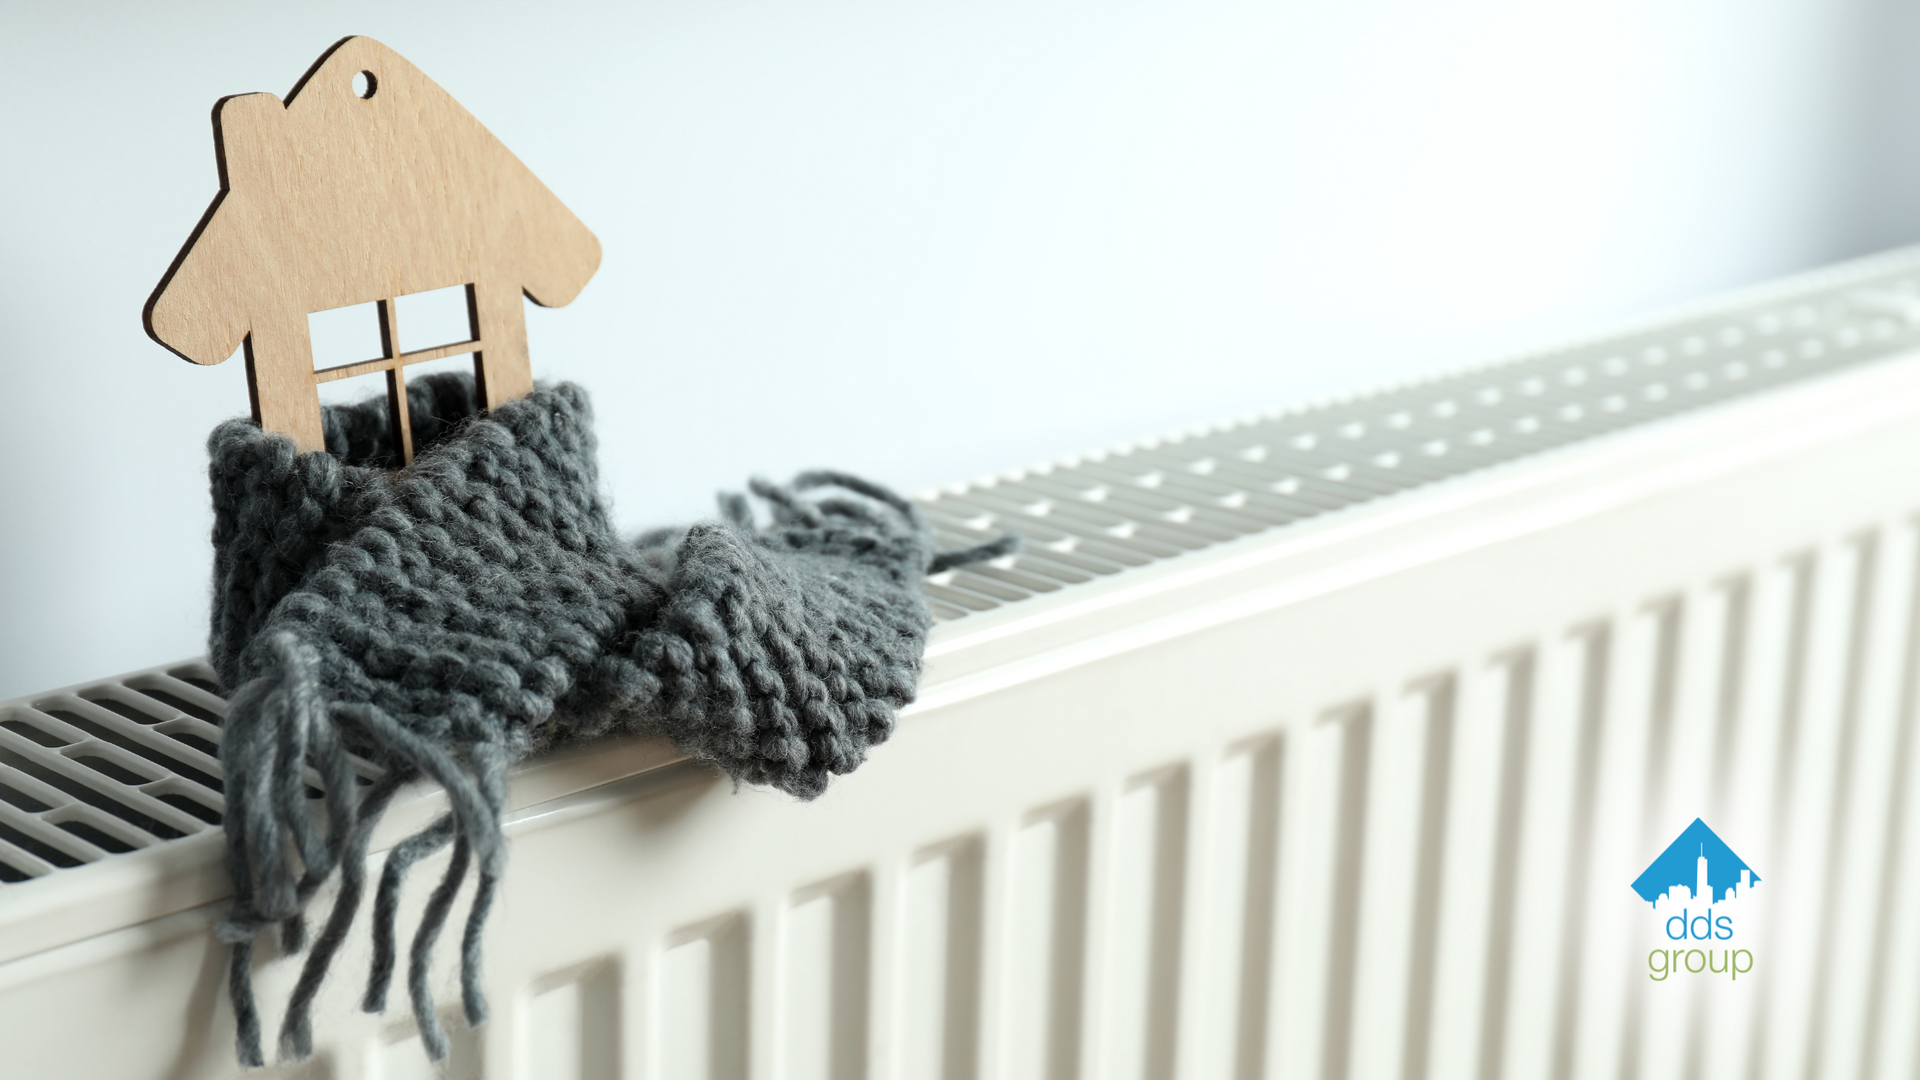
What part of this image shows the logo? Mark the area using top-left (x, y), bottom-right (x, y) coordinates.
top-left (1632, 818), bottom-right (1758, 981)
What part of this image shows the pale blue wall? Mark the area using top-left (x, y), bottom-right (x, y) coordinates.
top-left (1, 0), bottom-right (1915, 697)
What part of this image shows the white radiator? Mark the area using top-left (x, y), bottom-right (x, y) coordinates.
top-left (8, 249), bottom-right (1920, 1079)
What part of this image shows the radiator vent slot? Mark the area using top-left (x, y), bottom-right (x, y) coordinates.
top-left (0, 661), bottom-right (381, 884)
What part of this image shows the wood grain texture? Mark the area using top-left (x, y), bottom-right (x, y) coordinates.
top-left (145, 36), bottom-right (600, 458)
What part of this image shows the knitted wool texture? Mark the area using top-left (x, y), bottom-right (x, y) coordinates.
top-left (207, 373), bottom-right (1012, 1067)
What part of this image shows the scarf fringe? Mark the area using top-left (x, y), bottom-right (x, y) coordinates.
top-left (219, 632), bottom-right (515, 1067)
top-left (215, 478), bottom-right (1016, 1068)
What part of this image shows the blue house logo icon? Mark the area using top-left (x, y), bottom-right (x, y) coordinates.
top-left (1634, 818), bottom-right (1759, 982)
top-left (1632, 818), bottom-right (1759, 906)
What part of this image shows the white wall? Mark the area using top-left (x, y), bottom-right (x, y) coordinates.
top-left (1, 0), bottom-right (1914, 699)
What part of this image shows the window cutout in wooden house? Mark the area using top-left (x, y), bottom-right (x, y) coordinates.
top-left (396, 284), bottom-right (477, 353)
top-left (301, 284), bottom-right (488, 465)
top-left (316, 368), bottom-right (389, 410)
top-left (308, 300), bottom-right (384, 372)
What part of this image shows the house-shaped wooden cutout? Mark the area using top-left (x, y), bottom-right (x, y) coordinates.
top-left (145, 36), bottom-right (600, 460)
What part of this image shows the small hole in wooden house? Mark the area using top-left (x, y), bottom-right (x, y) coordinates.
top-left (355, 70), bottom-right (378, 99)
top-left (395, 284), bottom-right (476, 352)
top-left (309, 300), bottom-right (386, 372)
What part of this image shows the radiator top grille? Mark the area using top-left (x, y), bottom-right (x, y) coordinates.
top-left (0, 662), bottom-right (230, 881)
top-left (914, 251), bottom-right (1920, 620)
top-left (7, 249), bottom-right (1920, 885)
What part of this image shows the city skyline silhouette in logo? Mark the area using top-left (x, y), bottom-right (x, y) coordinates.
top-left (1632, 817), bottom-right (1759, 908)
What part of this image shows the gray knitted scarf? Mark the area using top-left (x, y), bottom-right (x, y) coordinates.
top-left (206, 373), bottom-right (1012, 1066)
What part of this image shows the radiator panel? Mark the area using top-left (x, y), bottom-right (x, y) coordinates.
top-left (9, 258), bottom-right (1920, 1077)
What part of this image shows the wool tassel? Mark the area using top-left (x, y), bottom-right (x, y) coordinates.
top-left (206, 373), bottom-right (1016, 1066)
top-left (278, 769), bottom-right (408, 1061)
top-left (362, 815), bottom-right (455, 1015)
top-left (407, 836), bottom-right (473, 1061)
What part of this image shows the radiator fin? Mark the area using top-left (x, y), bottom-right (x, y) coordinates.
top-left (1004, 808), bottom-right (1086, 1080)
top-left (379, 1017), bottom-right (480, 1079)
top-left (783, 873), bottom-right (871, 1080)
top-left (1194, 737), bottom-right (1281, 1080)
top-left (657, 914), bottom-right (751, 1080)
top-left (1103, 766), bottom-right (1190, 1080)
top-left (901, 836), bottom-right (986, 1080)
top-left (522, 961), bottom-right (621, 1080)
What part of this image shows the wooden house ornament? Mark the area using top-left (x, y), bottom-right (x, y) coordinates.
top-left (145, 36), bottom-right (600, 462)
